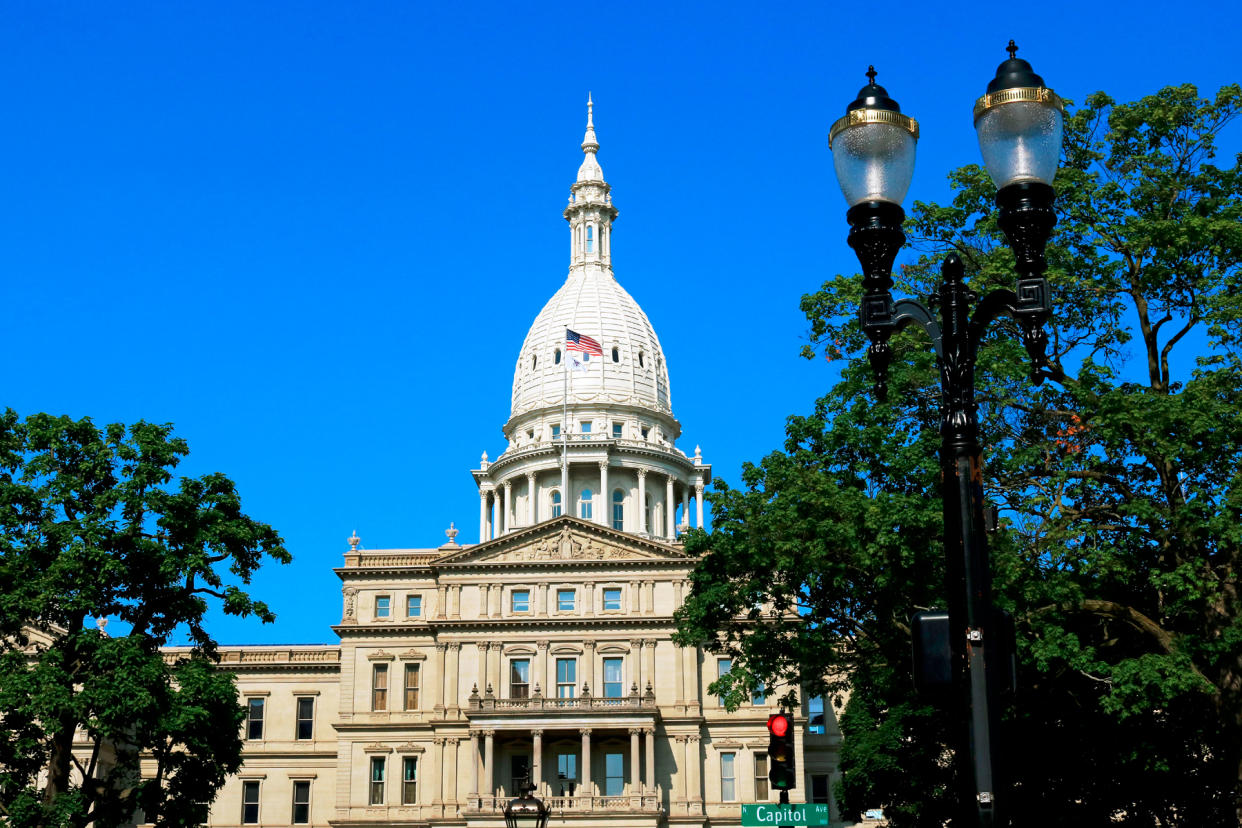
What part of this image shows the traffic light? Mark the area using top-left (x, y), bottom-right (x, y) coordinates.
top-left (766, 712), bottom-right (796, 791)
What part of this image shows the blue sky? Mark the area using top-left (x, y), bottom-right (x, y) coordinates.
top-left (3, 1), bottom-right (1239, 645)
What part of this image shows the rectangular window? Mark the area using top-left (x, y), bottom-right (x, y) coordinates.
top-left (242, 780), bottom-right (260, 824)
top-left (296, 697), bottom-right (314, 740)
top-left (511, 755), bottom-right (530, 795)
top-left (811, 774), bottom-right (830, 804)
top-left (557, 589), bottom-right (575, 612)
top-left (604, 752), bottom-right (624, 796)
top-left (510, 658), bottom-right (530, 699)
top-left (581, 421), bottom-right (592, 433)
top-left (602, 657), bottom-right (623, 698)
top-left (246, 698), bottom-right (264, 740)
top-left (612, 422), bottom-right (623, 438)
top-left (372, 663), bottom-right (389, 711)
top-left (402, 757), bottom-right (418, 805)
top-left (404, 664), bottom-right (421, 710)
top-left (292, 780), bottom-right (310, 824)
top-left (753, 681), bottom-right (766, 706)
top-left (721, 752), bottom-right (737, 801)
top-left (808, 695), bottom-right (826, 735)
top-left (551, 424), bottom-right (561, 439)
top-left (556, 752), bottom-right (577, 788)
top-left (511, 590), bottom-right (530, 613)
top-left (376, 595), bottom-right (391, 618)
top-left (556, 657), bottom-right (576, 698)
top-left (406, 595), bottom-right (422, 617)
top-left (602, 587), bottom-right (622, 611)
top-left (370, 757), bottom-right (386, 805)
top-left (755, 753), bottom-right (769, 800)
top-left (717, 658), bottom-right (732, 706)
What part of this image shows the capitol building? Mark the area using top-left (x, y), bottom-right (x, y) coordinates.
top-left (196, 101), bottom-right (842, 828)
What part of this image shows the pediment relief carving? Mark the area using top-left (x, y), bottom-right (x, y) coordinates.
top-left (461, 523), bottom-right (677, 565)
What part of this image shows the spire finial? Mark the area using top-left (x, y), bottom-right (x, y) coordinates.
top-left (587, 92), bottom-right (594, 127)
top-left (865, 65), bottom-right (877, 85)
top-left (1006, 39), bottom-right (1018, 59)
top-left (581, 93), bottom-right (600, 154)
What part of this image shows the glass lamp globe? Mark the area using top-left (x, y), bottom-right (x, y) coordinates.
top-left (974, 41), bottom-right (1064, 189)
top-left (830, 67), bottom-right (919, 207)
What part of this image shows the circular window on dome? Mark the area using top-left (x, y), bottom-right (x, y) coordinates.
top-left (611, 347), bottom-right (619, 363)
top-left (554, 349), bottom-right (561, 365)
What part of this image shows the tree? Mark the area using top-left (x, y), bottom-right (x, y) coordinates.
top-left (673, 83), bottom-right (1242, 826)
top-left (0, 410), bottom-right (291, 828)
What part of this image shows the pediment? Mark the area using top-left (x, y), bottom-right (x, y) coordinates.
top-left (435, 516), bottom-right (690, 566)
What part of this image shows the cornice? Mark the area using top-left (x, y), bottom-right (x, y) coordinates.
top-left (332, 616), bottom-right (678, 638)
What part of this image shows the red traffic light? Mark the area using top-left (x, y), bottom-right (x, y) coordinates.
top-left (767, 713), bottom-right (790, 738)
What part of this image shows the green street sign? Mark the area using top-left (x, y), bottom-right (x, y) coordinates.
top-left (741, 803), bottom-right (829, 826)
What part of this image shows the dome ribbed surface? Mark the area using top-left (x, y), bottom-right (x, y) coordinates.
top-left (510, 270), bottom-right (671, 417)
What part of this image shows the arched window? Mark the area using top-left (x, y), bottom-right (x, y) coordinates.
top-left (612, 489), bottom-right (625, 530)
top-left (579, 489), bottom-right (593, 520)
top-left (554, 349), bottom-right (562, 365)
top-left (586, 226), bottom-right (594, 253)
top-left (644, 494), bottom-right (652, 533)
top-left (611, 347), bottom-right (619, 363)
top-left (550, 490), bottom-right (562, 518)
top-left (638, 351), bottom-right (645, 368)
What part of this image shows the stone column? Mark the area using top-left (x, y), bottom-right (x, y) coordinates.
top-left (580, 729), bottom-right (593, 802)
top-left (679, 484), bottom-right (688, 530)
top-left (450, 585), bottom-right (461, 618)
top-left (644, 727), bottom-right (655, 794)
top-left (445, 738), bottom-right (459, 804)
top-left (630, 581), bottom-right (640, 613)
top-left (470, 731), bottom-right (481, 800)
top-left (674, 735), bottom-right (687, 801)
top-left (477, 642), bottom-right (489, 695)
top-left (502, 481), bottom-right (511, 534)
top-left (583, 581), bottom-right (594, 617)
top-left (674, 579), bottom-right (684, 607)
top-left (584, 640), bottom-right (596, 694)
top-left (683, 643), bottom-right (700, 705)
top-left (535, 640), bottom-right (548, 696)
top-left (489, 643), bottom-right (502, 695)
top-left (695, 479), bottom-right (705, 528)
top-left (491, 584), bottom-right (503, 617)
top-left (644, 639), bottom-right (656, 692)
top-left (598, 461), bottom-right (609, 527)
top-left (687, 734), bottom-right (702, 803)
top-left (484, 730), bottom-right (496, 799)
top-left (537, 584), bottom-right (548, 617)
top-left (629, 728), bottom-right (641, 796)
top-left (666, 474), bottom-right (676, 537)
top-left (448, 643), bottom-right (461, 711)
top-left (526, 472), bottom-right (536, 525)
top-left (437, 584), bottom-right (447, 619)
top-left (637, 469), bottom-right (648, 534)
top-left (479, 489), bottom-right (489, 544)
top-left (532, 730), bottom-right (543, 794)
top-left (431, 738), bottom-right (445, 808)
top-left (674, 644), bottom-right (685, 705)
top-left (630, 638), bottom-right (644, 688)
top-left (644, 581), bottom-right (655, 616)
top-left (433, 643), bottom-right (447, 711)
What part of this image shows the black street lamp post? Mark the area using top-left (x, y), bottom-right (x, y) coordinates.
top-left (829, 43), bottom-right (1064, 828)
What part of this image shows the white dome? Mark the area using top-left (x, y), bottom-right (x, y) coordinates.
top-left (510, 270), bottom-right (672, 418)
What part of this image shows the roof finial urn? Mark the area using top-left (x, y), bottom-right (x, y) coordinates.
top-left (445, 522), bottom-right (460, 545)
top-left (348, 530), bottom-right (361, 551)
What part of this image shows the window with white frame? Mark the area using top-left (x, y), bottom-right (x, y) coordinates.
top-left (717, 658), bottom-right (732, 706)
top-left (295, 696), bottom-right (314, 740)
top-left (579, 489), bottom-right (593, 520)
top-left (404, 663), bottom-right (420, 710)
top-left (510, 658), bottom-right (530, 698)
top-left (721, 752), bottom-right (737, 801)
top-left (602, 657), bottom-right (623, 698)
top-left (753, 680), bottom-right (766, 706)
top-left (242, 781), bottom-right (260, 824)
top-left (406, 594), bottom-right (422, 617)
top-left (556, 657), bottom-right (576, 698)
top-left (604, 752), bottom-right (624, 796)
top-left (372, 663), bottom-right (388, 711)
top-left (511, 590), bottom-right (531, 613)
top-left (370, 757), bottom-right (386, 805)
top-left (551, 490), bottom-right (562, 518)
top-left (557, 588), bottom-right (575, 612)
top-left (755, 753), bottom-right (769, 800)
top-left (375, 595), bottom-right (391, 619)
top-left (292, 780), bottom-right (310, 824)
top-left (402, 757), bottom-right (418, 805)
top-left (246, 697), bottom-right (265, 740)
top-left (612, 489), bottom-right (625, 530)
top-left (602, 587), bottom-right (622, 611)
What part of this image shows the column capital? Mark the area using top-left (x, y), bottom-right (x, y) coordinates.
top-left (642, 638), bottom-right (657, 648)
top-left (695, 479), bottom-right (704, 493)
top-left (579, 728), bottom-right (593, 736)
top-left (636, 467), bottom-right (648, 480)
top-left (435, 642), bottom-right (448, 652)
top-left (673, 734), bottom-right (686, 744)
top-left (504, 479), bottom-right (512, 490)
top-left (687, 734), bottom-right (700, 744)
top-left (449, 641), bottom-right (462, 651)
top-left (643, 727), bottom-right (655, 736)
top-left (483, 729), bottom-right (496, 737)
top-left (434, 736), bottom-right (446, 746)
top-left (447, 737), bottom-right (460, 746)
top-left (584, 640), bottom-right (596, 650)
top-left (629, 638), bottom-right (642, 649)
top-left (536, 640), bottom-right (550, 650)
top-left (598, 460), bottom-right (609, 471)
top-left (628, 727), bottom-right (643, 735)
top-left (531, 729), bottom-right (544, 737)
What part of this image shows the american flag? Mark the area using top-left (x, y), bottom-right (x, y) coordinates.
top-left (566, 329), bottom-right (603, 356)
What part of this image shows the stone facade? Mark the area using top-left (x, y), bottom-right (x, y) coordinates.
top-left (190, 100), bottom-right (842, 828)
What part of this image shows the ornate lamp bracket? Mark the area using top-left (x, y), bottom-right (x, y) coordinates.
top-left (996, 181), bottom-right (1056, 381)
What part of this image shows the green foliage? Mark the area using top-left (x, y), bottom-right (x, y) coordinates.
top-left (0, 411), bottom-right (289, 828)
top-left (674, 84), bottom-right (1242, 825)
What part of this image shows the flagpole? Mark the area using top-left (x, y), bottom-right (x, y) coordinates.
top-left (562, 328), bottom-right (569, 515)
